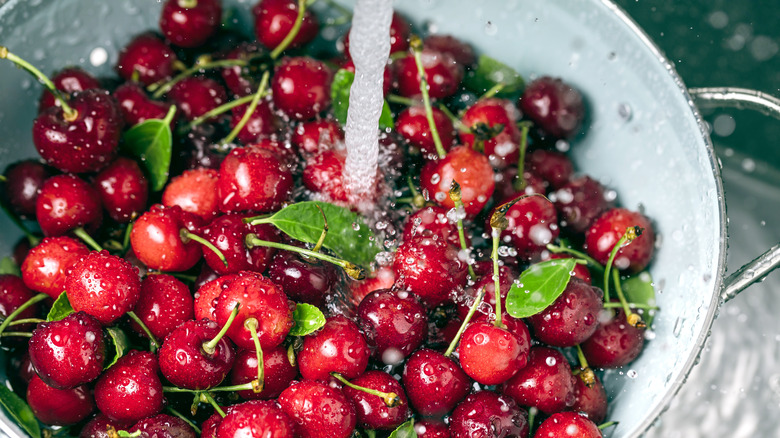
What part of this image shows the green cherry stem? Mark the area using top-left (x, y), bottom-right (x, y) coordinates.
top-left (245, 234), bottom-right (366, 280)
top-left (330, 372), bottom-right (402, 408)
top-left (603, 226), bottom-right (644, 328)
top-left (513, 121), bottom-right (532, 192)
top-left (202, 303), bottom-right (240, 355)
top-left (0, 175), bottom-right (5, 182)
top-left (8, 318), bottom-right (45, 326)
top-left (122, 222), bottom-right (134, 254)
top-left (270, 0), bottom-right (310, 59)
top-left (117, 430), bottom-right (142, 438)
top-left (527, 407), bottom-right (538, 438)
top-left (166, 406), bottom-right (201, 434)
top-left (410, 35), bottom-right (446, 159)
top-left (613, 268), bottom-right (646, 328)
top-left (406, 176), bottom-right (426, 209)
top-left (201, 392), bottom-right (226, 418)
top-left (0, 332), bottom-right (32, 338)
top-left (311, 204), bottom-right (329, 254)
top-left (444, 285), bottom-right (486, 357)
top-left (574, 344), bottom-right (595, 387)
top-left (491, 226), bottom-right (503, 328)
top-left (180, 229), bottom-right (228, 268)
top-left (126, 310), bottom-right (161, 351)
top-left (178, 0), bottom-right (198, 8)
top-left (598, 421), bottom-right (619, 431)
top-left (218, 70), bottom-right (270, 146)
top-left (182, 94), bottom-right (256, 133)
top-left (72, 227), bottom-right (103, 252)
top-left (386, 94), bottom-right (418, 106)
top-left (545, 243), bottom-right (604, 272)
top-left (0, 293), bottom-right (47, 339)
top-left (602, 301), bottom-right (658, 310)
top-left (480, 83), bottom-right (505, 100)
top-left (244, 317), bottom-right (265, 394)
top-left (150, 58), bottom-right (248, 98)
top-left (448, 181), bottom-right (476, 279)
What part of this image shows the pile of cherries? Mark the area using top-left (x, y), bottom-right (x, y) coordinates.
top-left (0, 0), bottom-right (658, 437)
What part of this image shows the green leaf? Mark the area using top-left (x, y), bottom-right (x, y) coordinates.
top-left (121, 105), bottom-right (176, 192)
top-left (331, 69), bottom-right (394, 130)
top-left (463, 54), bottom-right (525, 96)
top-left (0, 384), bottom-right (41, 438)
top-left (289, 303), bottom-right (326, 337)
top-left (105, 326), bottom-right (129, 370)
top-left (506, 259), bottom-right (576, 319)
top-left (259, 201), bottom-right (380, 266)
top-left (46, 292), bottom-right (73, 322)
top-left (0, 257), bottom-right (20, 277)
top-left (388, 419), bottom-right (416, 438)
top-left (621, 271), bottom-right (657, 325)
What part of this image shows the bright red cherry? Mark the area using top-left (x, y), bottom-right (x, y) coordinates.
top-left (533, 412), bottom-right (602, 438)
top-left (498, 195), bottom-right (559, 261)
top-left (94, 351), bottom-right (164, 423)
top-left (392, 236), bottom-right (468, 308)
top-left (231, 345), bottom-right (298, 400)
top-left (457, 322), bottom-right (529, 385)
top-left (303, 149), bottom-right (350, 203)
top-left (194, 274), bottom-right (236, 322)
top-left (21, 236), bottom-right (89, 298)
top-left (216, 400), bottom-right (296, 438)
top-left (39, 67), bottom-right (100, 113)
top-left (36, 174), bottom-right (102, 237)
top-left (94, 157), bottom-right (149, 223)
top-left (253, 0), bottom-right (319, 51)
top-left (130, 204), bottom-right (203, 272)
top-left (580, 306), bottom-right (645, 368)
top-left (460, 98), bottom-right (522, 168)
top-left (199, 213), bottom-right (279, 275)
top-left (520, 76), bottom-right (585, 139)
top-left (396, 106), bottom-right (455, 158)
top-left (272, 56), bottom-right (332, 120)
top-left (357, 288), bottom-right (428, 364)
top-left (415, 419), bottom-right (451, 438)
top-left (158, 319), bottom-right (236, 390)
top-left (585, 207), bottom-right (655, 272)
top-left (553, 176), bottom-right (613, 233)
top-left (218, 144), bottom-right (294, 213)
top-left (501, 346), bottom-right (576, 415)
top-left (129, 414), bottom-right (197, 438)
top-left (131, 274), bottom-right (194, 340)
top-left (220, 42), bottom-right (265, 97)
top-left (292, 119), bottom-right (343, 155)
top-left (395, 49), bottom-right (463, 100)
top-left (402, 205), bottom-right (462, 247)
top-left (402, 349), bottom-right (471, 417)
top-left (423, 34), bottom-right (476, 66)
top-left (168, 77), bottom-right (228, 121)
top-left (420, 145), bottom-right (495, 216)
top-left (80, 414), bottom-right (132, 438)
top-left (27, 375), bottom-right (94, 426)
top-left (162, 167), bottom-right (220, 220)
top-left (298, 315), bottom-right (370, 381)
top-left (527, 278), bottom-right (603, 347)
top-left (159, 0), bottom-right (222, 48)
top-left (278, 380), bottom-right (357, 438)
top-left (449, 391), bottom-right (530, 438)
top-left (116, 33), bottom-right (178, 86)
top-left (342, 370), bottom-right (411, 430)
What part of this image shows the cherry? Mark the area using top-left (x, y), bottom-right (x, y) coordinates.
top-left (2, 159), bottom-right (51, 218)
top-left (494, 168), bottom-right (547, 204)
top-left (533, 411), bottom-right (602, 438)
top-left (395, 48), bottom-right (463, 100)
top-left (231, 345), bottom-right (297, 400)
top-left (460, 98), bottom-right (522, 168)
top-left (216, 400), bottom-right (296, 438)
top-left (392, 236), bottom-right (468, 308)
top-left (580, 307), bottom-right (645, 368)
top-left (572, 373), bottom-right (608, 424)
top-left (348, 265), bottom-right (396, 308)
top-left (357, 288), bottom-right (427, 364)
top-left (520, 76), bottom-right (585, 139)
top-left (585, 208), bottom-right (655, 272)
top-left (13, 238), bottom-right (32, 268)
top-left (80, 414), bottom-right (132, 438)
top-left (36, 174), bottom-right (102, 237)
top-left (497, 195), bottom-right (559, 261)
top-left (457, 322), bottom-right (529, 385)
top-left (343, 12), bottom-right (410, 57)
top-left (501, 346), bottom-right (576, 415)
top-left (200, 412), bottom-right (223, 438)
top-left (415, 419), bottom-right (451, 438)
top-left (230, 99), bottom-right (278, 144)
top-left (162, 167), bottom-right (220, 220)
top-left (129, 414), bottom-right (197, 438)
top-left (200, 213), bottom-right (279, 275)
top-left (39, 67), bottom-right (100, 113)
top-left (0, 275), bottom-right (39, 331)
top-left (402, 349), bottom-right (470, 417)
top-left (525, 149), bottom-right (574, 190)
top-left (253, 0), bottom-right (319, 51)
top-left (420, 145), bottom-right (495, 216)
top-left (130, 204), bottom-right (204, 272)
top-left (28, 311), bottom-right (105, 389)
top-left (449, 391), bottom-right (530, 438)
top-left (292, 118), bottom-right (343, 155)
top-left (278, 379), bottom-right (357, 438)
top-left (158, 319), bottom-right (236, 390)
top-left (267, 249), bottom-right (339, 307)
top-left (113, 82), bottom-right (171, 126)
top-left (33, 88), bottom-right (123, 173)
top-left (402, 205), bottom-right (462, 248)
top-left (66, 250), bottom-right (141, 325)
top-left (456, 264), bottom-right (515, 320)
top-left (21, 236), bottom-right (89, 298)
top-left (131, 274), bottom-right (194, 340)
top-left (527, 277), bottom-right (603, 347)
top-left (220, 42), bottom-right (266, 97)
top-left (298, 315), bottom-right (370, 381)
top-left (159, 0), bottom-right (222, 48)
top-left (553, 176), bottom-right (612, 234)
top-left (247, 137), bottom-right (299, 166)
top-left (271, 56), bottom-right (332, 120)
top-left (423, 34), bottom-right (476, 66)
top-left (303, 149), bottom-right (351, 203)
top-left (94, 157), bottom-right (149, 223)
top-left (396, 106), bottom-right (455, 157)
top-left (194, 274), bottom-right (237, 322)
top-left (215, 271), bottom-right (294, 350)
top-left (168, 77), bottom-right (228, 121)
top-left (217, 144), bottom-right (294, 213)
top-left (27, 375), bottom-right (94, 426)
top-left (94, 350), bottom-right (164, 423)
top-left (341, 370), bottom-right (411, 430)
top-left (116, 33), bottom-right (178, 86)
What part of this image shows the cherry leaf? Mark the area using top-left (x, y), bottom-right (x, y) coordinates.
top-left (0, 384), bottom-right (41, 438)
top-left (388, 419), bottom-right (417, 438)
top-left (621, 270), bottom-right (657, 325)
top-left (506, 259), bottom-right (576, 319)
top-left (0, 256), bottom-right (20, 277)
top-left (464, 54), bottom-right (525, 96)
top-left (105, 326), bottom-right (129, 370)
top-left (289, 303), bottom-right (326, 337)
top-left (121, 105), bottom-right (176, 192)
top-left (331, 69), bottom-right (394, 130)
top-left (46, 291), bottom-right (74, 322)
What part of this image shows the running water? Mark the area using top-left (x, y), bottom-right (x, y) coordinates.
top-left (343, 0), bottom-right (393, 207)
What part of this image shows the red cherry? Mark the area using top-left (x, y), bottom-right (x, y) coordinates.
top-left (0, 275), bottom-right (39, 331)
top-left (414, 419), bottom-right (451, 438)
top-left (553, 176), bottom-right (613, 234)
top-left (520, 76), bottom-right (585, 139)
top-left (402, 349), bottom-right (470, 417)
top-left (449, 391), bottom-right (530, 438)
top-left (168, 77), bottom-right (228, 121)
top-left (395, 49), bottom-right (463, 100)
top-left (342, 370), bottom-right (411, 430)
top-left (498, 195), bottom-right (559, 261)
top-left (343, 12), bottom-right (410, 57)
top-left (80, 414), bottom-right (132, 438)
top-left (501, 346), bottom-right (576, 415)
top-left (21, 237), bottom-right (89, 298)
top-left (231, 345), bottom-right (298, 400)
top-left (113, 82), bottom-right (171, 126)
top-left (357, 288), bottom-right (428, 364)
top-left (392, 236), bottom-right (468, 308)
top-left (457, 322), bottom-right (529, 385)
top-left (36, 174), bottom-right (102, 237)
top-left (201, 412), bottom-right (223, 438)
top-left (460, 98), bottom-right (522, 168)
top-left (162, 167), bottom-right (220, 220)
top-left (158, 319), bottom-right (236, 390)
top-left (216, 400), bottom-right (296, 438)
top-left (348, 266), bottom-right (396, 308)
top-left (131, 274), bottom-right (194, 339)
top-left (217, 144), bottom-right (294, 213)
top-left (267, 250), bottom-right (339, 308)
top-left (39, 67), bottom-right (100, 113)
top-left (200, 213), bottom-right (279, 275)
top-left (402, 205), bottom-right (462, 247)
top-left (292, 119), bottom-right (344, 155)
top-left (271, 56), bottom-right (332, 120)
top-left (580, 307), bottom-right (645, 368)
top-left (66, 251), bottom-right (140, 325)
top-left (525, 149), bottom-right (574, 190)
top-left (420, 145), bottom-right (495, 216)
top-left (130, 204), bottom-right (203, 272)
top-left (194, 274), bottom-right (237, 322)
top-left (220, 42), bottom-right (265, 97)
top-left (129, 414), bottom-right (197, 438)
top-left (159, 0), bottom-right (222, 48)
top-left (94, 351), bottom-right (164, 423)
top-left (298, 315), bottom-right (370, 381)
top-left (253, 0), bottom-right (319, 51)
top-left (230, 100), bottom-right (278, 144)
top-left (572, 374), bottom-right (608, 424)
top-left (2, 159), bottom-right (51, 218)
top-left (396, 106), bottom-right (455, 157)
top-left (423, 34), bottom-right (476, 66)
top-left (303, 149), bottom-right (350, 203)
top-left (533, 411), bottom-right (602, 438)
top-left (493, 168), bottom-right (547, 204)
top-left (116, 33), bottom-right (178, 86)
top-left (527, 277), bottom-right (603, 347)
top-left (278, 380), bottom-right (357, 438)
top-left (585, 208), bottom-right (655, 272)
top-left (94, 157), bottom-right (149, 223)
top-left (27, 375), bottom-right (94, 426)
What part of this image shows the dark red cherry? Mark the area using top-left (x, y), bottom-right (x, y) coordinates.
top-left (217, 400), bottom-right (296, 438)
top-left (231, 345), bottom-right (298, 400)
top-left (585, 208), bottom-right (655, 272)
top-left (33, 88), bottom-right (123, 173)
top-left (168, 77), bottom-right (228, 121)
top-left (3, 160), bottom-right (51, 218)
top-left (415, 419), bottom-right (451, 438)
top-left (458, 322), bottom-right (529, 385)
top-left (501, 346), bottom-right (576, 415)
top-left (402, 349), bottom-right (470, 417)
top-left (158, 319), bottom-right (236, 390)
top-left (272, 56), bottom-right (332, 120)
top-left (494, 168), bottom-right (547, 204)
top-left (230, 100), bottom-right (278, 144)
top-left (27, 375), bottom-right (94, 426)
top-left (460, 98), bottom-right (522, 168)
top-left (292, 118), bottom-right (343, 155)
top-left (253, 0), bottom-right (319, 51)
top-left (525, 149), bottom-right (574, 190)
top-left (113, 82), bottom-right (171, 126)
top-left (116, 33), bottom-right (178, 86)
top-left (392, 236), bottom-right (468, 308)
top-left (79, 414), bottom-right (132, 438)
top-left (131, 274), bottom-right (194, 340)
top-left (572, 374), bottom-right (608, 424)
top-left (298, 315), bottom-right (370, 381)
top-left (520, 76), bottom-right (585, 139)
top-left (267, 250), bottom-right (339, 308)
top-left (220, 42), bottom-right (266, 97)
top-left (36, 174), bottom-right (102, 237)
top-left (498, 195), bottom-right (559, 261)
top-left (396, 106), bottom-right (455, 157)
top-left (94, 351), bottom-right (164, 423)
top-left (39, 67), bottom-right (100, 113)
top-left (21, 236), bottom-right (89, 299)
top-left (342, 370), bottom-right (411, 430)
top-left (533, 411), bottom-right (602, 438)
top-left (449, 391), bottom-right (529, 438)
top-left (395, 49), bottom-right (463, 100)
top-left (29, 312), bottom-right (105, 389)
top-left (163, 167), bottom-right (220, 220)
top-left (130, 204), bottom-right (203, 272)
top-left (66, 250), bottom-right (141, 325)
top-left (129, 414), bottom-right (197, 438)
top-left (200, 213), bottom-right (279, 275)
top-left (0, 275), bottom-right (39, 331)
top-left (278, 380), bottom-right (357, 438)
top-left (580, 306), bottom-right (645, 368)
top-left (552, 176), bottom-right (612, 234)
top-left (420, 145), bottom-right (495, 216)
top-left (94, 157), bottom-right (148, 223)
top-left (200, 412), bottom-right (223, 438)
top-left (194, 274), bottom-right (236, 322)
top-left (402, 205), bottom-right (462, 247)
top-left (159, 0), bottom-right (222, 48)
top-left (344, 12), bottom-right (410, 57)
top-left (218, 144), bottom-right (294, 213)
top-left (423, 34), bottom-right (476, 66)
top-left (527, 278), bottom-right (603, 347)
top-left (357, 288), bottom-right (427, 364)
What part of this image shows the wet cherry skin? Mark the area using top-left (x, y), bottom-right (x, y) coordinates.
top-left (278, 379), bottom-right (357, 438)
top-left (420, 145), bottom-right (495, 216)
top-left (402, 348), bottom-right (470, 417)
top-left (158, 319), bottom-right (236, 390)
top-left (297, 315), bottom-right (370, 381)
top-left (357, 288), bottom-right (428, 364)
top-left (216, 400), bottom-right (296, 438)
top-left (129, 414), bottom-right (197, 438)
top-left (585, 207), bottom-right (656, 273)
top-left (253, 0), bottom-right (319, 51)
top-left (501, 346), bottom-right (576, 415)
top-left (231, 345), bottom-right (298, 400)
top-left (36, 174), bottom-right (102, 237)
top-left (533, 411), bottom-right (602, 438)
top-left (159, 0), bottom-right (222, 48)
top-left (342, 370), bottom-right (411, 430)
top-left (94, 157), bottom-right (149, 223)
top-left (449, 391), bottom-right (530, 438)
top-left (21, 236), bottom-right (89, 299)
top-left (94, 351), bottom-right (164, 423)
top-left (131, 274), bottom-right (194, 340)
top-left (116, 33), bottom-right (178, 86)
top-left (527, 277), bottom-right (603, 347)
top-left (457, 322), bottom-right (529, 385)
top-left (27, 375), bottom-right (94, 426)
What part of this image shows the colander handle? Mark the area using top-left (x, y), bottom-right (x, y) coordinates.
top-left (689, 87), bottom-right (780, 302)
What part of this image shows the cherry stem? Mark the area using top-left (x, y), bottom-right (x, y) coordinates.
top-left (150, 58), bottom-right (248, 98)
top-left (244, 317), bottom-right (265, 393)
top-left (0, 293), bottom-right (47, 339)
top-left (270, 0), bottom-right (310, 59)
top-left (0, 175), bottom-right (5, 182)
top-left (183, 93), bottom-right (256, 132)
top-left (406, 176), bottom-right (425, 209)
top-left (491, 227), bottom-right (503, 328)
top-left (180, 229), bottom-right (228, 268)
top-left (0, 332), bottom-right (32, 338)
top-left (0, 46), bottom-right (77, 119)
top-left (574, 344), bottom-right (595, 387)
top-left (177, 0), bottom-right (198, 8)
top-left (444, 285), bottom-right (486, 357)
top-left (311, 205), bottom-right (329, 253)
top-left (0, 197), bottom-right (40, 247)
top-left (8, 318), bottom-right (44, 326)
top-left (386, 94), bottom-right (417, 106)
top-left (527, 407), bottom-right (538, 438)
top-left (437, 103), bottom-right (469, 133)
top-left (612, 269), bottom-right (646, 328)
top-left (287, 344), bottom-right (297, 367)
top-left (72, 227), bottom-right (103, 252)
top-left (166, 406), bottom-right (201, 434)
top-left (163, 382), bottom-right (254, 393)
top-left (545, 243), bottom-right (604, 272)
top-left (448, 181), bottom-right (476, 279)
top-left (410, 35), bottom-right (446, 159)
top-left (122, 222), bottom-right (133, 253)
top-left (245, 235), bottom-right (366, 280)
top-left (330, 372), bottom-right (402, 408)
top-left (219, 71), bottom-right (270, 146)
top-left (480, 83), bottom-right (505, 100)
top-left (513, 121), bottom-right (532, 192)
top-left (202, 303), bottom-right (240, 355)
top-left (126, 310), bottom-right (161, 351)
top-left (602, 301), bottom-right (658, 310)
top-left (597, 421), bottom-right (618, 431)
top-left (201, 392), bottom-right (226, 418)
top-left (603, 226), bottom-right (643, 325)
